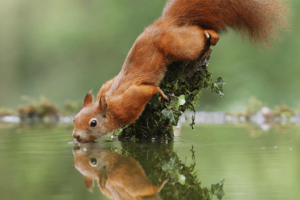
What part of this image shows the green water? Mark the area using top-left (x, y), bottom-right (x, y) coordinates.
top-left (0, 123), bottom-right (299, 200)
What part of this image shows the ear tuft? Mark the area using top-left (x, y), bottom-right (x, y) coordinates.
top-left (99, 96), bottom-right (107, 117)
top-left (83, 90), bottom-right (94, 108)
top-left (83, 175), bottom-right (94, 192)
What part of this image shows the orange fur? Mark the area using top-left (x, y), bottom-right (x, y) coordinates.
top-left (73, 0), bottom-right (288, 142)
top-left (73, 144), bottom-right (166, 199)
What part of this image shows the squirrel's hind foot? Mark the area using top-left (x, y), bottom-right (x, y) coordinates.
top-left (204, 30), bottom-right (220, 46)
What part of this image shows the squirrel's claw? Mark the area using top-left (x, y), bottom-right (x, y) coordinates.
top-left (161, 93), bottom-right (168, 101)
top-left (158, 94), bottom-right (168, 102)
top-left (158, 92), bottom-right (168, 102)
top-left (204, 30), bottom-right (220, 46)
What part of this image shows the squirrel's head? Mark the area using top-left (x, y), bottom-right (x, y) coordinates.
top-left (73, 143), bottom-right (112, 192)
top-left (73, 91), bottom-right (111, 142)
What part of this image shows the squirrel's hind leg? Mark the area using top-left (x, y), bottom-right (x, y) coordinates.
top-left (157, 25), bottom-right (219, 62)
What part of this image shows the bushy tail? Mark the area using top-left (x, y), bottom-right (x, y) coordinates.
top-left (162, 0), bottom-right (289, 46)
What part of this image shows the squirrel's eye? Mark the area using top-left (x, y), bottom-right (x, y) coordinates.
top-left (90, 158), bottom-right (97, 166)
top-left (90, 120), bottom-right (97, 127)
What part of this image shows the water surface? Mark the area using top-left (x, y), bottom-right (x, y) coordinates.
top-left (0, 123), bottom-right (299, 200)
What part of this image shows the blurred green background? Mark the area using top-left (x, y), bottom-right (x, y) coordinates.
top-left (0, 0), bottom-right (299, 112)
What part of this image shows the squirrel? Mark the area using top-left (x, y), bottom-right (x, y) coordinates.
top-left (73, 143), bottom-right (166, 199)
top-left (73, 0), bottom-right (288, 142)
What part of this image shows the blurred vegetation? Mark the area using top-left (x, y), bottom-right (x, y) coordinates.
top-left (226, 97), bottom-right (298, 120)
top-left (0, 0), bottom-right (299, 112)
top-left (16, 96), bottom-right (82, 123)
top-left (18, 97), bottom-right (60, 123)
top-left (0, 108), bottom-right (15, 117)
top-left (62, 100), bottom-right (82, 116)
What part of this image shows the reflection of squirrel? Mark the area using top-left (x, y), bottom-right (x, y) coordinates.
top-left (73, 144), bottom-right (166, 199)
top-left (73, 0), bottom-right (288, 142)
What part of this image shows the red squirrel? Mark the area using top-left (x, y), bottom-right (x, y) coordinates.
top-left (73, 143), bottom-right (166, 199)
top-left (73, 0), bottom-right (288, 142)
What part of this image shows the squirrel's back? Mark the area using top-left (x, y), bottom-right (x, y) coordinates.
top-left (162, 0), bottom-right (289, 46)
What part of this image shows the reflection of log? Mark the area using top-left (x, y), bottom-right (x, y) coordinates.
top-left (73, 140), bottom-right (225, 200)
top-left (73, 143), bottom-right (166, 200)
top-left (120, 141), bottom-right (212, 200)
top-left (117, 39), bottom-right (213, 140)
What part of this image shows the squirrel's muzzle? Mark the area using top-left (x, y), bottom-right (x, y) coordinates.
top-left (72, 130), bottom-right (96, 143)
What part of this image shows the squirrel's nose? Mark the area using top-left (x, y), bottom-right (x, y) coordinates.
top-left (72, 130), bottom-right (80, 140)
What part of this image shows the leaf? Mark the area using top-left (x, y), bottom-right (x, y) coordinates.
top-left (178, 174), bottom-right (186, 185)
top-left (211, 179), bottom-right (225, 200)
top-left (162, 157), bottom-right (176, 172)
top-left (178, 95), bottom-right (186, 106)
top-left (161, 108), bottom-right (179, 126)
top-left (211, 77), bottom-right (226, 98)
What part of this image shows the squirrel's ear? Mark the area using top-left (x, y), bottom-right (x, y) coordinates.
top-left (83, 90), bottom-right (94, 108)
top-left (83, 175), bottom-right (94, 192)
top-left (99, 96), bottom-right (107, 118)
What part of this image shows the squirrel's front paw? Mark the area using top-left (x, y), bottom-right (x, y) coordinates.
top-left (204, 30), bottom-right (220, 46)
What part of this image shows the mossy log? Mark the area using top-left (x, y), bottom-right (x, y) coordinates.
top-left (115, 40), bottom-right (214, 140)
